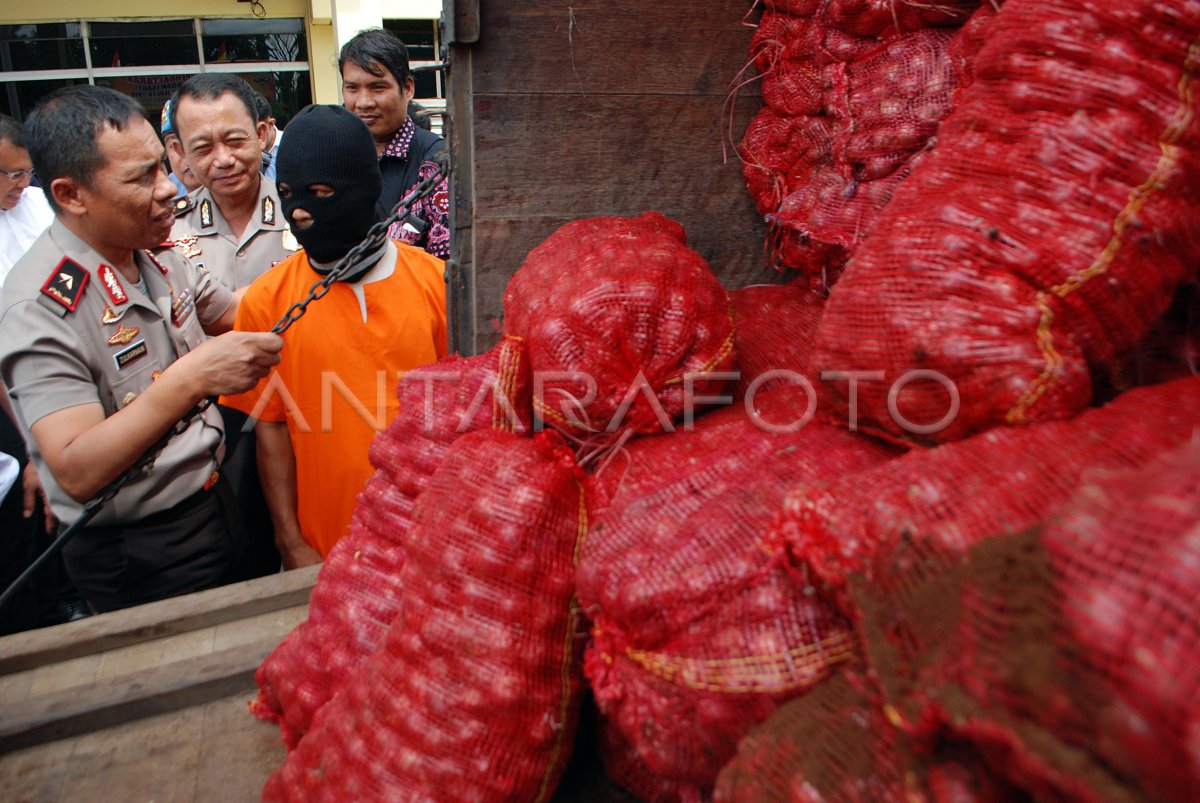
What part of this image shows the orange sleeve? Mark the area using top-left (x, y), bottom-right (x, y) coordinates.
top-left (218, 278), bottom-right (288, 422)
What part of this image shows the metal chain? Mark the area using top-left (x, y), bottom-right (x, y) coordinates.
top-left (1, 157), bottom-right (451, 612)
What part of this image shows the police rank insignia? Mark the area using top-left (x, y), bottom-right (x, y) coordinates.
top-left (106, 323), bottom-right (140, 346)
top-left (175, 235), bottom-right (202, 259)
top-left (98, 264), bottom-right (129, 305)
top-left (199, 199), bottom-right (214, 228)
top-left (281, 228), bottom-right (301, 252)
top-left (40, 258), bottom-right (89, 313)
top-left (262, 197), bottom-right (276, 226)
top-left (173, 196), bottom-right (193, 217)
top-left (171, 288), bottom-right (195, 327)
top-left (101, 305), bottom-right (126, 325)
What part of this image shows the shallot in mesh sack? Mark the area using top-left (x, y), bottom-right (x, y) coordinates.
top-left (852, 441), bottom-right (1200, 801)
top-left (577, 387), bottom-right (897, 796)
top-left (808, 0), bottom-right (1200, 443)
top-left (251, 339), bottom-right (531, 749)
top-left (772, 376), bottom-right (1200, 619)
top-left (503, 211), bottom-right (735, 447)
top-left (263, 430), bottom-right (587, 802)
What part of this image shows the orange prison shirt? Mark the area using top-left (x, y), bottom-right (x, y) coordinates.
top-left (221, 243), bottom-right (447, 556)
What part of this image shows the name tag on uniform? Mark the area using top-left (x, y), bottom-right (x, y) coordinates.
top-left (114, 340), bottom-right (148, 371)
top-left (171, 288), bottom-right (195, 327)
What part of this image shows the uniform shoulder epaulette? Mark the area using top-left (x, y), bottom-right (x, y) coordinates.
top-left (38, 257), bottom-right (89, 315)
top-left (173, 196), bottom-right (194, 218)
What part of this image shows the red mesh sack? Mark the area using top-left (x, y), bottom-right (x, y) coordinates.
top-left (772, 376), bottom-right (1200, 618)
top-left (250, 339), bottom-right (532, 749)
top-left (739, 107), bottom-right (833, 217)
top-left (824, 0), bottom-right (981, 37)
top-left (742, 9), bottom-right (965, 286)
top-left (850, 439), bottom-right (1200, 802)
top-left (1042, 442), bottom-right (1200, 800)
top-left (714, 669), bottom-right (1019, 802)
top-left (598, 719), bottom-right (689, 803)
top-left (808, 0), bottom-right (1200, 444)
top-left (263, 430), bottom-right (587, 801)
top-left (577, 387), bottom-right (897, 796)
top-left (503, 212), bottom-right (735, 443)
top-left (729, 281), bottom-right (825, 398)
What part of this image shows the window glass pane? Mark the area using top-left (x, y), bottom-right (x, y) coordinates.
top-left (89, 20), bottom-right (199, 67)
top-left (0, 23), bottom-right (86, 72)
top-left (243, 71), bottom-right (311, 128)
top-left (413, 71), bottom-right (439, 100)
top-left (0, 77), bottom-right (87, 122)
top-left (382, 19), bottom-right (437, 62)
top-left (202, 18), bottom-right (307, 63)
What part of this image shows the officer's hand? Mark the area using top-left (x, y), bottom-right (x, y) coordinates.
top-left (183, 331), bottom-right (284, 397)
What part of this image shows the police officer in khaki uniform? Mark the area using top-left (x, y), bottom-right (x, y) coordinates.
top-left (0, 86), bottom-right (283, 612)
top-left (161, 74), bottom-right (299, 291)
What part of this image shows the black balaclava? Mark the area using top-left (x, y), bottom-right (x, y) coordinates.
top-left (276, 104), bottom-right (383, 277)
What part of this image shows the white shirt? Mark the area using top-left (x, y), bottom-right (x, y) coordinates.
top-left (0, 187), bottom-right (54, 287)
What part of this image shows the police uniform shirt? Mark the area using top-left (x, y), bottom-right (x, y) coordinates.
top-left (0, 219), bottom-right (234, 527)
top-left (165, 176), bottom-right (298, 291)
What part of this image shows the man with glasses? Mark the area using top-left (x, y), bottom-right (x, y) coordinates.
top-left (0, 115), bottom-right (53, 287)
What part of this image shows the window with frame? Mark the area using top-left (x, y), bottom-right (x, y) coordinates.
top-left (0, 18), bottom-right (311, 126)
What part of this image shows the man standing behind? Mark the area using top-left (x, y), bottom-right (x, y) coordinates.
top-left (166, 74), bottom-right (297, 291)
top-left (339, 29), bottom-right (450, 259)
top-left (159, 99), bottom-right (202, 200)
top-left (222, 105), bottom-right (446, 568)
top-left (254, 93), bottom-right (283, 183)
top-left (0, 115), bottom-right (53, 285)
top-left (0, 86), bottom-right (283, 612)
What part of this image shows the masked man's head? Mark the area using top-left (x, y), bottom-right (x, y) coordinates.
top-left (276, 104), bottom-right (382, 274)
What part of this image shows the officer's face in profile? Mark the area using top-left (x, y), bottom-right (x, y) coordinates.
top-left (174, 91), bottom-right (268, 203)
top-left (57, 117), bottom-right (178, 251)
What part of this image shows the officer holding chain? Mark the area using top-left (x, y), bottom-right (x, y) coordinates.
top-left (0, 86), bottom-right (283, 612)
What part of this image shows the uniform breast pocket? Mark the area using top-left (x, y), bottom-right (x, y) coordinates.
top-left (108, 358), bottom-right (163, 410)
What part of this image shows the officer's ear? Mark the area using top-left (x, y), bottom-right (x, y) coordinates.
top-left (255, 120), bottom-right (269, 152)
top-left (49, 176), bottom-right (89, 217)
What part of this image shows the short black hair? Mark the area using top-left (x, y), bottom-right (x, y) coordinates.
top-left (0, 113), bottom-right (26, 150)
top-left (338, 29), bottom-right (412, 89)
top-left (170, 73), bottom-right (259, 139)
top-left (253, 92), bottom-right (272, 124)
top-left (25, 85), bottom-right (146, 214)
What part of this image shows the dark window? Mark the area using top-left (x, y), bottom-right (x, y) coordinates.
top-left (0, 77), bottom-right (86, 121)
top-left (202, 19), bottom-right (307, 64)
top-left (382, 19), bottom-right (438, 62)
top-left (89, 20), bottom-right (199, 67)
top-left (0, 23), bottom-right (87, 72)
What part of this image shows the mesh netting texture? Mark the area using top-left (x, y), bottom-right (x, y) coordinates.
top-left (850, 441), bottom-right (1200, 801)
top-left (263, 430), bottom-right (588, 801)
top-left (576, 386), bottom-right (898, 796)
top-left (808, 0), bottom-right (1200, 444)
top-left (714, 668), bottom-right (1022, 802)
top-left (771, 376), bottom-right (1200, 619)
top-left (740, 3), bottom-right (979, 285)
top-left (503, 212), bottom-right (735, 445)
top-left (729, 280), bottom-right (826, 399)
top-left (251, 340), bottom-right (533, 750)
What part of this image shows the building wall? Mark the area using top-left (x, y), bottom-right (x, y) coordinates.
top-left (0, 0), bottom-right (439, 107)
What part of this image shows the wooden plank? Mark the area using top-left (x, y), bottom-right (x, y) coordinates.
top-left (447, 0), bottom-right (772, 354)
top-left (0, 690), bottom-right (283, 803)
top-left (0, 565), bottom-right (318, 675)
top-left (0, 639), bottom-right (277, 754)
top-left (469, 0), bottom-right (760, 97)
top-left (462, 90), bottom-right (774, 351)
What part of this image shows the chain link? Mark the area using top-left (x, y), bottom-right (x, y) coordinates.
top-left (97, 158), bottom-right (449, 505)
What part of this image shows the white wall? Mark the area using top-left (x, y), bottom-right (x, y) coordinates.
top-left (334, 0), bottom-right (439, 47)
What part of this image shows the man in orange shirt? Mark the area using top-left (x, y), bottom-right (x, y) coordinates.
top-left (221, 105), bottom-right (446, 567)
